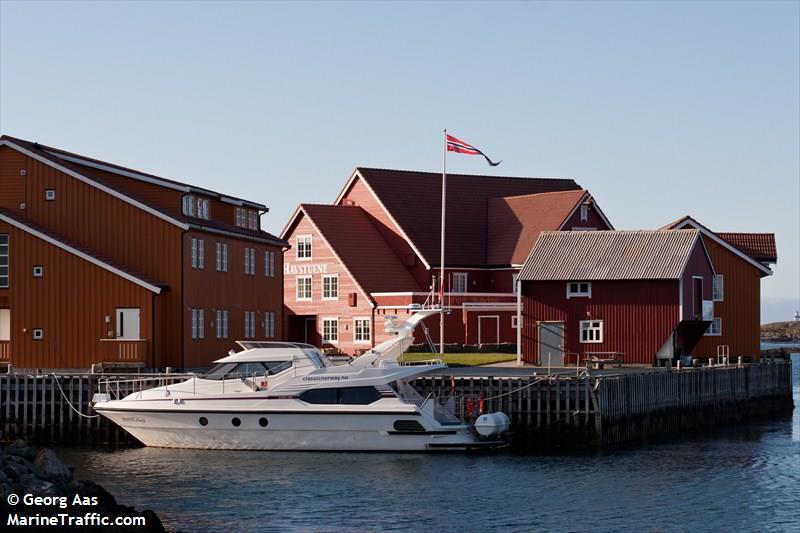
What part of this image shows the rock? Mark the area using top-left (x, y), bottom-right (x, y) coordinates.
top-left (6, 439), bottom-right (37, 461)
top-left (34, 447), bottom-right (72, 486)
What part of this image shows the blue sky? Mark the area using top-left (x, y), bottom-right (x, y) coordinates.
top-left (1, 1), bottom-right (798, 323)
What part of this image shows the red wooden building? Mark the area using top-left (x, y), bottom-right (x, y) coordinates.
top-left (281, 167), bottom-right (613, 354)
top-left (0, 135), bottom-right (287, 370)
top-left (663, 216), bottom-right (776, 362)
top-left (518, 229), bottom-right (715, 365)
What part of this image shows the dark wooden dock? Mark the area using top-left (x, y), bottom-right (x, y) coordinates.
top-left (0, 361), bottom-right (793, 450)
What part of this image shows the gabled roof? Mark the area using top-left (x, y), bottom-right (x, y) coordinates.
top-left (336, 167), bottom-right (582, 267)
top-left (0, 135), bottom-right (286, 247)
top-left (284, 205), bottom-right (422, 301)
top-left (487, 189), bottom-right (603, 266)
top-left (0, 209), bottom-right (166, 293)
top-left (519, 229), bottom-right (710, 281)
top-left (663, 215), bottom-right (774, 275)
top-left (716, 233), bottom-right (777, 264)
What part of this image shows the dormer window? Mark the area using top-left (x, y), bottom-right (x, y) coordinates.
top-left (236, 207), bottom-right (259, 230)
top-left (183, 195), bottom-right (210, 220)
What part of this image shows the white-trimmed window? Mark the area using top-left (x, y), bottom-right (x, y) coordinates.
top-left (182, 195), bottom-right (196, 217)
top-left (580, 204), bottom-right (589, 222)
top-left (265, 311), bottom-right (276, 338)
top-left (511, 315), bottom-right (519, 329)
top-left (191, 309), bottom-right (205, 340)
top-left (296, 235), bottom-right (312, 260)
top-left (579, 320), bottom-right (603, 343)
top-left (45, 189), bottom-right (56, 201)
top-left (248, 211), bottom-right (258, 230)
top-left (197, 198), bottom-right (210, 220)
top-left (322, 274), bottom-right (339, 300)
top-left (567, 282), bottom-right (591, 298)
top-left (0, 234), bottom-right (8, 288)
top-left (235, 207), bottom-right (246, 228)
top-left (244, 311), bottom-right (256, 339)
top-left (354, 318), bottom-right (371, 343)
top-left (216, 242), bottom-right (228, 272)
top-left (191, 238), bottom-right (205, 269)
top-left (322, 317), bottom-right (339, 344)
top-left (265, 250), bottom-right (275, 277)
top-left (713, 275), bottom-right (724, 302)
top-left (705, 317), bottom-right (722, 336)
top-left (244, 247), bottom-right (256, 275)
top-left (216, 309), bottom-right (229, 339)
top-left (296, 275), bottom-right (312, 301)
top-left (32, 328), bottom-right (44, 340)
top-left (32, 266), bottom-right (43, 278)
top-left (453, 272), bottom-right (468, 293)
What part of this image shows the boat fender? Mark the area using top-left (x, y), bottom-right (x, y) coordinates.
top-left (478, 397), bottom-right (485, 415)
top-left (474, 412), bottom-right (511, 437)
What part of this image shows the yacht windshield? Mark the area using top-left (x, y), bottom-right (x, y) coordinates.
top-left (202, 361), bottom-right (292, 380)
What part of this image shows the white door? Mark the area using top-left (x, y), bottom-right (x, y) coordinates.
top-left (0, 309), bottom-right (10, 340)
top-left (116, 308), bottom-right (141, 340)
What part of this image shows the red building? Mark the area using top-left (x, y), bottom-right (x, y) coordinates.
top-left (281, 167), bottom-right (613, 354)
top-left (663, 216), bottom-right (776, 362)
top-left (519, 230), bottom-right (715, 365)
top-left (0, 135), bottom-right (286, 370)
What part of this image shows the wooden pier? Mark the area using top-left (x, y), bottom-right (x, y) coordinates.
top-left (0, 361), bottom-right (793, 449)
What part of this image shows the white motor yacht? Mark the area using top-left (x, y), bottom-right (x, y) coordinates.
top-left (93, 310), bottom-right (510, 451)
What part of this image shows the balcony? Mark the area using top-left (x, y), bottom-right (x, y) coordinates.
top-left (99, 339), bottom-right (149, 363)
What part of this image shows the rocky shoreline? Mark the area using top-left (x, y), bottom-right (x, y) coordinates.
top-left (0, 439), bottom-right (165, 532)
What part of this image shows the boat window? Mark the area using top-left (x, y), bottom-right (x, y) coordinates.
top-left (339, 387), bottom-right (382, 405)
top-left (232, 362), bottom-right (270, 376)
top-left (264, 361), bottom-right (292, 374)
top-left (299, 388), bottom-right (339, 404)
top-left (201, 363), bottom-right (237, 380)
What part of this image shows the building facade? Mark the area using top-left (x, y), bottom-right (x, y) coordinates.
top-left (0, 135), bottom-right (286, 370)
top-left (519, 230), bottom-right (715, 365)
top-left (281, 167), bottom-right (613, 354)
top-left (664, 216), bottom-right (776, 362)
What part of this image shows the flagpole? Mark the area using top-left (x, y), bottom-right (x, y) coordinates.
top-left (440, 128), bottom-right (447, 355)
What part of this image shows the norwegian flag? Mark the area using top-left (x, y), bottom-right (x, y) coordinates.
top-left (446, 134), bottom-right (501, 167)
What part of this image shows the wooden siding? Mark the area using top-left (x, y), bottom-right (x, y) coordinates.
top-left (283, 214), bottom-right (375, 354)
top-left (522, 279), bottom-right (680, 365)
top-left (0, 148), bottom-right (184, 367)
top-left (561, 201), bottom-right (609, 230)
top-left (0, 147), bottom-right (26, 213)
top-left (182, 231), bottom-right (284, 368)
top-left (692, 236), bottom-right (762, 360)
top-left (680, 239), bottom-right (715, 321)
top-left (0, 222), bottom-right (154, 369)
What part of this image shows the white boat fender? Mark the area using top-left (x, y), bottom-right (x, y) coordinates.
top-left (474, 412), bottom-right (510, 437)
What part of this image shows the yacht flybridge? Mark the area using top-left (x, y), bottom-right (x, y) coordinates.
top-left (93, 310), bottom-right (510, 451)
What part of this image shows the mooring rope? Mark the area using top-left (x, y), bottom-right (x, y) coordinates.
top-left (478, 370), bottom-right (592, 402)
top-left (51, 373), bottom-right (101, 419)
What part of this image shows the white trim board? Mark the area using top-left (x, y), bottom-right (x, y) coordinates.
top-left (0, 212), bottom-right (162, 294)
top-left (1, 140), bottom-right (190, 231)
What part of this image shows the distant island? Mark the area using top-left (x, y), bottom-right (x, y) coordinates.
top-left (761, 321), bottom-right (800, 342)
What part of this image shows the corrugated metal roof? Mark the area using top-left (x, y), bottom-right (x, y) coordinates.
top-left (518, 229), bottom-right (702, 281)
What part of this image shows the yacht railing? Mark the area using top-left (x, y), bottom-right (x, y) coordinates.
top-left (99, 374), bottom-right (194, 401)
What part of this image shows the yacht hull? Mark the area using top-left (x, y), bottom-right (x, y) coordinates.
top-left (95, 407), bottom-right (495, 452)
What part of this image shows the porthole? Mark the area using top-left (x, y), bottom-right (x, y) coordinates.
top-left (199, 417), bottom-right (208, 426)
top-left (259, 417), bottom-right (268, 427)
top-left (231, 417), bottom-right (241, 427)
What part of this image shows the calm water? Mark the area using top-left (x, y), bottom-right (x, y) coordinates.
top-left (60, 354), bottom-right (799, 533)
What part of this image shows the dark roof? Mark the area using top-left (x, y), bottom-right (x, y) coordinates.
top-left (716, 233), bottom-right (777, 263)
top-left (0, 208), bottom-right (167, 293)
top-left (1, 135), bottom-right (286, 247)
top-left (487, 189), bottom-right (588, 266)
top-left (662, 215), bottom-right (777, 267)
top-left (519, 229), bottom-right (705, 281)
top-left (350, 167), bottom-right (582, 267)
top-left (299, 204), bottom-right (422, 295)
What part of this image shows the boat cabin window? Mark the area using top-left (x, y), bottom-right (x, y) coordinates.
top-left (306, 350), bottom-right (333, 368)
top-left (299, 387), bottom-right (382, 405)
top-left (202, 361), bottom-right (292, 380)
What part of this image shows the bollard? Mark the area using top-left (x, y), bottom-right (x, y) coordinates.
top-left (737, 356), bottom-right (742, 366)
top-left (165, 366), bottom-right (173, 374)
top-left (677, 360), bottom-right (682, 370)
top-left (708, 358), bottom-right (713, 367)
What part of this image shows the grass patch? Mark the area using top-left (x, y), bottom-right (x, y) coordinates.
top-left (399, 352), bottom-right (516, 367)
